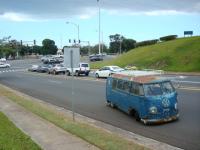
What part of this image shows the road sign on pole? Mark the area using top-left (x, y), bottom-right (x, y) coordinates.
top-left (70, 50), bottom-right (75, 121)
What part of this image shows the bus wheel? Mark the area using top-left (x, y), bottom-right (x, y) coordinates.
top-left (110, 102), bottom-right (115, 108)
top-left (106, 101), bottom-right (110, 106)
top-left (135, 111), bottom-right (140, 121)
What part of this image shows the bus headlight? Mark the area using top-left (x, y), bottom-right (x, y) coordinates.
top-left (149, 106), bottom-right (158, 114)
top-left (175, 103), bottom-right (178, 110)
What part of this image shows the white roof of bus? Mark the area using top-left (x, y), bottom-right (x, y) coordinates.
top-left (111, 70), bottom-right (165, 83)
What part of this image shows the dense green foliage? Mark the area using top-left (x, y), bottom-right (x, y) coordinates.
top-left (0, 112), bottom-right (41, 150)
top-left (109, 34), bottom-right (136, 53)
top-left (91, 36), bottom-right (200, 72)
top-left (42, 39), bottom-right (58, 55)
top-left (0, 37), bottom-right (58, 58)
top-left (135, 39), bottom-right (159, 47)
top-left (160, 35), bottom-right (178, 42)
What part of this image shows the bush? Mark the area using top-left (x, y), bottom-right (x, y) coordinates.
top-left (135, 39), bottom-right (159, 47)
top-left (160, 35), bottom-right (177, 42)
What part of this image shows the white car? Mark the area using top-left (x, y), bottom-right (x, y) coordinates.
top-left (0, 58), bottom-right (6, 62)
top-left (95, 66), bottom-right (124, 78)
top-left (48, 64), bottom-right (67, 75)
top-left (0, 62), bottom-right (10, 68)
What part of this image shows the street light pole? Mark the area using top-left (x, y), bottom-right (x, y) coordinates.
top-left (66, 21), bottom-right (79, 44)
top-left (97, 0), bottom-right (101, 54)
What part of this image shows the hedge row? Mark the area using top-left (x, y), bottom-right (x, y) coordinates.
top-left (160, 35), bottom-right (177, 41)
top-left (135, 39), bottom-right (159, 47)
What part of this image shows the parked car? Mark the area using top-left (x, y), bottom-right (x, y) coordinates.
top-left (0, 62), bottom-right (10, 68)
top-left (0, 58), bottom-right (6, 62)
top-left (89, 54), bottom-right (103, 61)
top-left (95, 66), bottom-right (124, 78)
top-left (66, 63), bottom-right (90, 76)
top-left (48, 64), bottom-right (67, 75)
top-left (41, 55), bottom-right (52, 62)
top-left (28, 65), bottom-right (39, 72)
top-left (36, 64), bottom-right (52, 73)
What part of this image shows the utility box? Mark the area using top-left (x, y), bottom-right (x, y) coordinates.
top-left (63, 47), bottom-right (80, 68)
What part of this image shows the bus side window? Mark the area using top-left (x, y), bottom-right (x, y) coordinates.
top-left (122, 81), bottom-right (130, 92)
top-left (130, 83), bottom-right (144, 96)
top-left (117, 80), bottom-right (123, 90)
top-left (112, 79), bottom-right (117, 90)
top-left (138, 84), bottom-right (144, 96)
top-left (130, 82), bottom-right (136, 94)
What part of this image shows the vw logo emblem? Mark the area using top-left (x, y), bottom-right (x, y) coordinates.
top-left (162, 98), bottom-right (170, 107)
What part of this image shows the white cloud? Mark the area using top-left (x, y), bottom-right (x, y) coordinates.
top-left (0, 0), bottom-right (199, 21)
top-left (0, 12), bottom-right (36, 22)
top-left (144, 10), bottom-right (187, 16)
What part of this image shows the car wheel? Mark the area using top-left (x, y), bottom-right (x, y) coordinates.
top-left (75, 71), bottom-right (79, 76)
top-left (95, 73), bottom-right (99, 78)
top-left (85, 72), bottom-right (89, 76)
top-left (66, 71), bottom-right (70, 76)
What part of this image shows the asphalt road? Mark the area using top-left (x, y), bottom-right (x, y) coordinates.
top-left (0, 59), bottom-right (200, 150)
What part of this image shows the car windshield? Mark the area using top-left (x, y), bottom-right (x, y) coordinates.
top-left (81, 64), bottom-right (88, 67)
top-left (57, 64), bottom-right (64, 67)
top-left (112, 66), bottom-right (122, 70)
top-left (143, 81), bottom-right (174, 96)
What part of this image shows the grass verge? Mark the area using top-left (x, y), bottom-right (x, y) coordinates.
top-left (0, 111), bottom-right (41, 150)
top-left (0, 85), bottom-right (149, 150)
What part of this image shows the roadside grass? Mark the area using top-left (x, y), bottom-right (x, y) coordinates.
top-left (0, 111), bottom-right (41, 150)
top-left (91, 36), bottom-right (200, 72)
top-left (0, 85), bottom-right (149, 150)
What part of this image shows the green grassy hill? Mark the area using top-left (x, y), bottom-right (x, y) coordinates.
top-left (91, 36), bottom-right (200, 72)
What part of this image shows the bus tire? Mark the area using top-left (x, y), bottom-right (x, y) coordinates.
top-left (135, 111), bottom-right (140, 121)
top-left (110, 102), bottom-right (115, 108)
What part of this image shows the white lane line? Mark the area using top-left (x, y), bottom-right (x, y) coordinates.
top-left (48, 80), bottom-right (62, 84)
top-left (175, 80), bottom-right (200, 84)
top-left (179, 87), bottom-right (200, 91)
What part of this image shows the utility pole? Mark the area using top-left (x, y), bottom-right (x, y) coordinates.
top-left (97, 0), bottom-right (101, 54)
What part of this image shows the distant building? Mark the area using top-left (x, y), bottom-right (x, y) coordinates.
top-left (57, 49), bottom-right (63, 55)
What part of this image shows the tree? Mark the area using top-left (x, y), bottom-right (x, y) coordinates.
top-left (109, 34), bottom-right (125, 53)
top-left (90, 44), bottom-right (108, 54)
top-left (41, 39), bottom-right (58, 55)
top-left (122, 39), bottom-right (136, 52)
top-left (109, 34), bottom-right (136, 53)
top-left (32, 45), bottom-right (42, 55)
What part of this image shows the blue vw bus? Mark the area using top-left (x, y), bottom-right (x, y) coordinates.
top-left (106, 72), bottom-right (179, 124)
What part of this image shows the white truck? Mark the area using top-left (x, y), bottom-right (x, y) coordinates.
top-left (64, 47), bottom-right (90, 76)
top-left (66, 62), bottom-right (90, 76)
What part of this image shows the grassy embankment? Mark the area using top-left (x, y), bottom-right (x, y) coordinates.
top-left (0, 85), bottom-right (149, 150)
top-left (0, 111), bottom-right (41, 150)
top-left (91, 36), bottom-right (200, 72)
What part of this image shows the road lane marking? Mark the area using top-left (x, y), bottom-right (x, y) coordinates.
top-left (176, 80), bottom-right (200, 84)
top-left (48, 80), bottom-right (62, 84)
top-left (178, 87), bottom-right (200, 91)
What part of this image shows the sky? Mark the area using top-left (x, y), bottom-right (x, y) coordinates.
top-left (0, 0), bottom-right (200, 48)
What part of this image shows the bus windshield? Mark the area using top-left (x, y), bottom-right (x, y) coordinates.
top-left (143, 81), bottom-right (175, 96)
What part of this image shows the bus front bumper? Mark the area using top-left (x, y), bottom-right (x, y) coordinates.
top-left (141, 114), bottom-right (179, 124)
